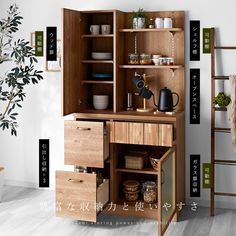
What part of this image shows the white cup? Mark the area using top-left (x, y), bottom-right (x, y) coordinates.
top-left (155, 18), bottom-right (164, 28)
top-left (90, 25), bottom-right (100, 35)
top-left (164, 18), bottom-right (173, 28)
top-left (101, 25), bottom-right (111, 34)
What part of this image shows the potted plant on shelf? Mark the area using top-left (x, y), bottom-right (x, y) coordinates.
top-left (0, 4), bottom-right (43, 136)
top-left (131, 8), bottom-right (148, 29)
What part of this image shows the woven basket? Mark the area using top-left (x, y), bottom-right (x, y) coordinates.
top-left (149, 155), bottom-right (159, 170)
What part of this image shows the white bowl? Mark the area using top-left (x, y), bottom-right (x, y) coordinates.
top-left (91, 52), bottom-right (112, 60)
top-left (93, 95), bottom-right (109, 110)
top-left (93, 95), bottom-right (109, 102)
top-left (93, 102), bottom-right (109, 110)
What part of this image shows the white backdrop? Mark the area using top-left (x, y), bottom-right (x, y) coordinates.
top-left (0, 0), bottom-right (236, 209)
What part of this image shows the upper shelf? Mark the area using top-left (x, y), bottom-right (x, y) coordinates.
top-left (119, 28), bottom-right (183, 33)
top-left (82, 60), bottom-right (113, 64)
top-left (81, 34), bottom-right (114, 38)
top-left (119, 65), bottom-right (184, 69)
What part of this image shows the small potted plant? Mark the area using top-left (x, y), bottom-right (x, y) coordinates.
top-left (131, 8), bottom-right (148, 29)
top-left (215, 92), bottom-right (231, 108)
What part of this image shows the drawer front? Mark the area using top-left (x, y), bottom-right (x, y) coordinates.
top-left (129, 122), bottom-right (144, 144)
top-left (64, 121), bottom-right (105, 168)
top-left (113, 122), bottom-right (129, 143)
top-left (144, 123), bottom-right (159, 146)
top-left (56, 171), bottom-right (97, 222)
top-left (158, 124), bottom-right (173, 147)
top-left (144, 123), bottom-right (173, 146)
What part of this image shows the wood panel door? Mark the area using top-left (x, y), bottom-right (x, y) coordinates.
top-left (62, 9), bottom-right (81, 115)
top-left (64, 121), bottom-right (107, 168)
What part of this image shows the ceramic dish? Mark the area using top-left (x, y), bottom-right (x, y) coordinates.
top-left (91, 52), bottom-right (112, 60)
top-left (92, 73), bottom-right (113, 79)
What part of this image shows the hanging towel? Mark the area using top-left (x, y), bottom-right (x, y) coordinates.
top-left (227, 75), bottom-right (236, 148)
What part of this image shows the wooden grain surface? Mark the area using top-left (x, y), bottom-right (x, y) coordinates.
top-left (56, 171), bottom-right (97, 222)
top-left (64, 121), bottom-right (105, 168)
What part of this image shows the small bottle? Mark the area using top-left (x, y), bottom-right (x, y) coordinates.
top-left (149, 18), bottom-right (154, 29)
top-left (126, 91), bottom-right (134, 111)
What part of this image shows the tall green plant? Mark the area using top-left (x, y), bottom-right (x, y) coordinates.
top-left (0, 4), bottom-right (43, 135)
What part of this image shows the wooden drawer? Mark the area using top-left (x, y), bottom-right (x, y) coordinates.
top-left (144, 123), bottom-right (173, 147)
top-left (108, 121), bottom-right (173, 147)
top-left (56, 171), bottom-right (109, 222)
top-left (64, 121), bottom-right (109, 168)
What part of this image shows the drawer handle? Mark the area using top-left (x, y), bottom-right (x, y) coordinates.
top-left (76, 127), bottom-right (91, 131)
top-left (68, 178), bottom-right (84, 183)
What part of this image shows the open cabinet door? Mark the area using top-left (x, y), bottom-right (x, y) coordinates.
top-left (158, 147), bottom-right (177, 236)
top-left (62, 9), bottom-right (81, 116)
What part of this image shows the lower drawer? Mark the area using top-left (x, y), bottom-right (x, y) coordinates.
top-left (56, 171), bottom-right (109, 222)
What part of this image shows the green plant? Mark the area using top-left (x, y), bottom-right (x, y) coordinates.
top-left (0, 4), bottom-right (43, 136)
top-left (215, 92), bottom-right (231, 107)
top-left (130, 8), bottom-right (148, 28)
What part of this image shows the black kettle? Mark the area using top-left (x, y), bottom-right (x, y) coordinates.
top-left (158, 87), bottom-right (179, 112)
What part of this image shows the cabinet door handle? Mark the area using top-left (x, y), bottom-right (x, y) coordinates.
top-left (76, 127), bottom-right (91, 131)
top-left (68, 178), bottom-right (83, 183)
top-left (161, 169), bottom-right (165, 185)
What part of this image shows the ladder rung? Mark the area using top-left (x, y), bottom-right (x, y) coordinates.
top-left (214, 107), bottom-right (227, 111)
top-left (214, 160), bottom-right (236, 165)
top-left (214, 192), bottom-right (236, 197)
top-left (215, 46), bottom-right (236, 50)
top-left (213, 76), bottom-right (229, 80)
top-left (214, 128), bottom-right (231, 133)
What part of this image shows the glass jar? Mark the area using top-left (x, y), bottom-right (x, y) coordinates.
top-left (166, 57), bottom-right (174, 65)
top-left (140, 53), bottom-right (152, 65)
top-left (128, 53), bottom-right (139, 65)
top-left (143, 181), bottom-right (157, 203)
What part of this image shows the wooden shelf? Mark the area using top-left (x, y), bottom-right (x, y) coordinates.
top-left (119, 28), bottom-right (183, 33)
top-left (81, 34), bottom-right (114, 38)
top-left (119, 65), bottom-right (183, 69)
top-left (82, 60), bottom-right (113, 64)
top-left (214, 127), bottom-right (231, 133)
top-left (115, 167), bottom-right (158, 175)
top-left (81, 80), bottom-right (114, 84)
top-left (214, 76), bottom-right (229, 80)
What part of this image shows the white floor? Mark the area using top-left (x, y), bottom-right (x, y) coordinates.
top-left (0, 186), bottom-right (235, 236)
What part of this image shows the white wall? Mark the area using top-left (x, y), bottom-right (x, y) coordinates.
top-left (0, 0), bottom-right (236, 208)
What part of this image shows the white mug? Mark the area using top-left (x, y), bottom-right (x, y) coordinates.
top-left (155, 18), bottom-right (164, 28)
top-left (101, 25), bottom-right (111, 34)
top-left (164, 18), bottom-right (173, 28)
top-left (90, 25), bottom-right (100, 35)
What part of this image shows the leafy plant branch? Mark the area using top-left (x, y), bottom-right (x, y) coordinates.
top-left (0, 4), bottom-right (43, 135)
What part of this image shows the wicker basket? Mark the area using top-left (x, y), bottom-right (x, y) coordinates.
top-left (149, 154), bottom-right (159, 170)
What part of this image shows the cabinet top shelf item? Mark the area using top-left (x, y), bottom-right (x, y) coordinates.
top-left (119, 28), bottom-right (183, 33)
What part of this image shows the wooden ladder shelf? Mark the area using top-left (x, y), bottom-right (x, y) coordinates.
top-left (210, 28), bottom-right (236, 216)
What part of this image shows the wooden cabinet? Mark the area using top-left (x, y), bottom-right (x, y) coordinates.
top-left (56, 171), bottom-right (109, 222)
top-left (64, 121), bottom-right (109, 168)
top-left (58, 8), bottom-right (185, 236)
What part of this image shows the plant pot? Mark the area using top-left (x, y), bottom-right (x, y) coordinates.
top-left (132, 17), bottom-right (146, 29)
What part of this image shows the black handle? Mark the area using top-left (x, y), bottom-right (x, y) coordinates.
top-left (172, 92), bottom-right (179, 108)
